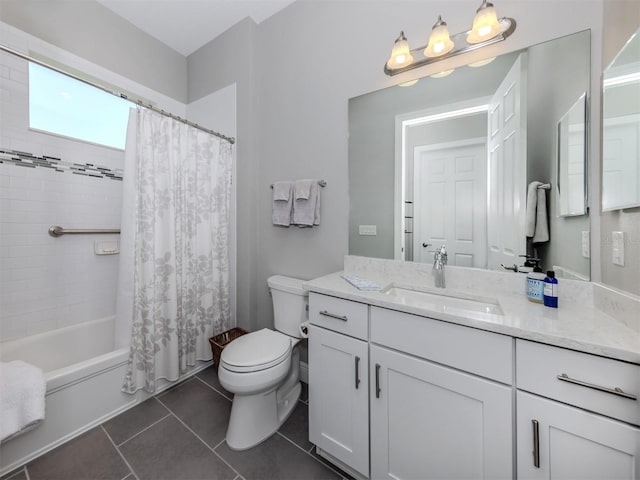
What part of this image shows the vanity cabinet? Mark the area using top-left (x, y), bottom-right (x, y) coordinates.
top-left (308, 295), bottom-right (370, 478)
top-left (369, 306), bottom-right (514, 479)
top-left (515, 340), bottom-right (640, 480)
top-left (370, 345), bottom-right (513, 479)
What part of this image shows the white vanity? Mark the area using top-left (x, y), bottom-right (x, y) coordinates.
top-left (305, 256), bottom-right (640, 480)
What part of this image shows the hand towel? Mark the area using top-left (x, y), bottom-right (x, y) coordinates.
top-left (1, 361), bottom-right (46, 443)
top-left (293, 180), bottom-right (321, 227)
top-left (532, 186), bottom-right (549, 243)
top-left (272, 181), bottom-right (293, 227)
top-left (294, 179), bottom-right (313, 200)
top-left (526, 181), bottom-right (549, 243)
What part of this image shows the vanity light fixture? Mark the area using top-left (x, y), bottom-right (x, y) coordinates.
top-left (386, 31), bottom-right (414, 70)
top-left (384, 1), bottom-right (515, 76)
top-left (430, 69), bottom-right (455, 78)
top-left (468, 56), bottom-right (496, 67)
top-left (424, 16), bottom-right (455, 58)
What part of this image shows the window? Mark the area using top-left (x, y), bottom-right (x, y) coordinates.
top-left (29, 63), bottom-right (131, 149)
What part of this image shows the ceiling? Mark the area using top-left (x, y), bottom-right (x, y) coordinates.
top-left (95, 0), bottom-right (297, 56)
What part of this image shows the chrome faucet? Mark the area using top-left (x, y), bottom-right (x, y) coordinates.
top-left (433, 245), bottom-right (448, 288)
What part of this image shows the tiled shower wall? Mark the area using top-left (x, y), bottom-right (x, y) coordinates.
top-left (0, 22), bottom-right (186, 342)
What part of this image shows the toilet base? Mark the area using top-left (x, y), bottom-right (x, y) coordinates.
top-left (225, 349), bottom-right (301, 451)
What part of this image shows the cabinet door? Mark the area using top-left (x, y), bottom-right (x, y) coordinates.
top-left (370, 345), bottom-right (513, 480)
top-left (517, 391), bottom-right (640, 480)
top-left (309, 325), bottom-right (369, 477)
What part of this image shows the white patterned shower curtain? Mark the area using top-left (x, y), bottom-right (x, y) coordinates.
top-left (118, 108), bottom-right (232, 394)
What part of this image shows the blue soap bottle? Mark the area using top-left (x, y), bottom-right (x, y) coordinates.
top-left (543, 270), bottom-right (558, 308)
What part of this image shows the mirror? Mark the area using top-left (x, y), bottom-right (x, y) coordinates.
top-left (557, 92), bottom-right (587, 217)
top-left (349, 30), bottom-right (591, 280)
top-left (602, 28), bottom-right (640, 211)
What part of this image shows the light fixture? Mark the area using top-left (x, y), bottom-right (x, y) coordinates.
top-left (430, 69), bottom-right (455, 78)
top-left (386, 31), bottom-right (414, 71)
top-left (398, 79), bottom-right (420, 87)
top-left (424, 16), bottom-right (454, 58)
top-left (467, 1), bottom-right (502, 44)
top-left (468, 56), bottom-right (496, 67)
top-left (383, 2), bottom-right (515, 76)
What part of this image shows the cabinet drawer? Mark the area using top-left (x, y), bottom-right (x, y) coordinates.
top-left (309, 293), bottom-right (368, 340)
top-left (516, 339), bottom-right (640, 425)
top-left (370, 306), bottom-right (513, 384)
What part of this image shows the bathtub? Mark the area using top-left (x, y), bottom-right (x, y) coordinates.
top-left (0, 316), bottom-right (211, 476)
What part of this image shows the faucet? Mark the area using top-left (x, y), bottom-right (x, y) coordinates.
top-left (433, 245), bottom-right (447, 288)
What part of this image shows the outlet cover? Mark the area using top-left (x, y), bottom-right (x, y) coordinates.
top-left (581, 231), bottom-right (590, 258)
top-left (359, 225), bottom-right (377, 236)
top-left (612, 231), bottom-right (625, 266)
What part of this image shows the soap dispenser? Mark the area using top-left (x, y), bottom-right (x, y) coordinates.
top-left (526, 265), bottom-right (545, 303)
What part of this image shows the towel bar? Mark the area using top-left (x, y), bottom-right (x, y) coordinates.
top-left (270, 180), bottom-right (326, 188)
top-left (48, 226), bottom-right (120, 237)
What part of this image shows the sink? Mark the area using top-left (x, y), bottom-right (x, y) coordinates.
top-left (382, 285), bottom-right (504, 316)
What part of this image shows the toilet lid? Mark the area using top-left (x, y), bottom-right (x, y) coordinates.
top-left (220, 328), bottom-right (292, 373)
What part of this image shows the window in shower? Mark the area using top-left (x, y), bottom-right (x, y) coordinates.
top-left (28, 63), bottom-right (131, 149)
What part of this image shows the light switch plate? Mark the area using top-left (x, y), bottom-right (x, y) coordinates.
top-left (581, 231), bottom-right (590, 258)
top-left (359, 225), bottom-right (377, 236)
top-left (612, 231), bottom-right (625, 266)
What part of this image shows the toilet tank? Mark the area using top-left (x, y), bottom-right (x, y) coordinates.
top-left (267, 275), bottom-right (308, 338)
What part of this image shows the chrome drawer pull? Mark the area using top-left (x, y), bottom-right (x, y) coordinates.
top-left (532, 420), bottom-right (540, 468)
top-left (319, 310), bottom-right (348, 322)
top-left (557, 373), bottom-right (637, 401)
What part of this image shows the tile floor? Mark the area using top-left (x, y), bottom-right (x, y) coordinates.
top-left (2, 367), bottom-right (349, 480)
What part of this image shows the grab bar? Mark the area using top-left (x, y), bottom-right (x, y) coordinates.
top-left (48, 226), bottom-right (121, 237)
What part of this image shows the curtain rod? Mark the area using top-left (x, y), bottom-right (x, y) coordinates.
top-left (0, 43), bottom-right (235, 145)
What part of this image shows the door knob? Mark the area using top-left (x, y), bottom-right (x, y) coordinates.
top-left (422, 242), bottom-right (432, 248)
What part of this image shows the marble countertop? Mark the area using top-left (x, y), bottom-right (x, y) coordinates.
top-left (303, 271), bottom-right (640, 365)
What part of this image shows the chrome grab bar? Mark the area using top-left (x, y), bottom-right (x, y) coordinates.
top-left (557, 373), bottom-right (637, 400)
top-left (49, 226), bottom-right (121, 237)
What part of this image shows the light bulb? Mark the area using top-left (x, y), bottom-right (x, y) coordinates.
top-left (424, 16), bottom-right (455, 58)
top-left (467, 1), bottom-right (502, 44)
top-left (386, 31), bottom-right (414, 70)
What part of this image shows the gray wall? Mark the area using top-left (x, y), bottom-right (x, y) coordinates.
top-left (600, 1), bottom-right (640, 296)
top-left (0, 0), bottom-right (187, 102)
top-left (187, 18), bottom-right (260, 331)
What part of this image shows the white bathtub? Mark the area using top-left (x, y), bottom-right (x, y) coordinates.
top-left (0, 316), bottom-right (210, 476)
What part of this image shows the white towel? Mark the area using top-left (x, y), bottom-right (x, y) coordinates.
top-left (0, 361), bottom-right (46, 443)
top-left (294, 179), bottom-right (313, 200)
top-left (526, 181), bottom-right (549, 243)
top-left (293, 180), bottom-right (321, 227)
top-left (272, 181), bottom-right (293, 227)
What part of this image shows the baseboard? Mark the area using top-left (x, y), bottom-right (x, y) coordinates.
top-left (300, 360), bottom-right (308, 384)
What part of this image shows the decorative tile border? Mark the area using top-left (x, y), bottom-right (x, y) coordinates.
top-left (0, 148), bottom-right (123, 181)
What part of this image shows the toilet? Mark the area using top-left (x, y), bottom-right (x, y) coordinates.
top-left (217, 275), bottom-right (308, 450)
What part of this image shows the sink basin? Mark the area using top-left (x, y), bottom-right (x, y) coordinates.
top-left (382, 285), bottom-right (504, 316)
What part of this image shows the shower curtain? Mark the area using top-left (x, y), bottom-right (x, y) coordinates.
top-left (119, 108), bottom-right (232, 394)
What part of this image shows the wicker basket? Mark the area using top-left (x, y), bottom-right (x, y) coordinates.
top-left (209, 327), bottom-right (248, 369)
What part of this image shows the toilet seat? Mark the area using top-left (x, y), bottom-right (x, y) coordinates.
top-left (220, 328), bottom-right (292, 373)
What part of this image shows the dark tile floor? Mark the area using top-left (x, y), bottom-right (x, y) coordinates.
top-left (2, 367), bottom-right (348, 480)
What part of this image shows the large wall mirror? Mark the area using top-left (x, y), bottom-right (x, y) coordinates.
top-left (602, 28), bottom-right (640, 211)
top-left (349, 30), bottom-right (591, 281)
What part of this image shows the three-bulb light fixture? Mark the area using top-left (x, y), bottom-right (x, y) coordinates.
top-left (385, 1), bottom-right (516, 77)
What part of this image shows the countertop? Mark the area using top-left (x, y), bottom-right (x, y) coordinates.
top-left (303, 271), bottom-right (640, 365)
